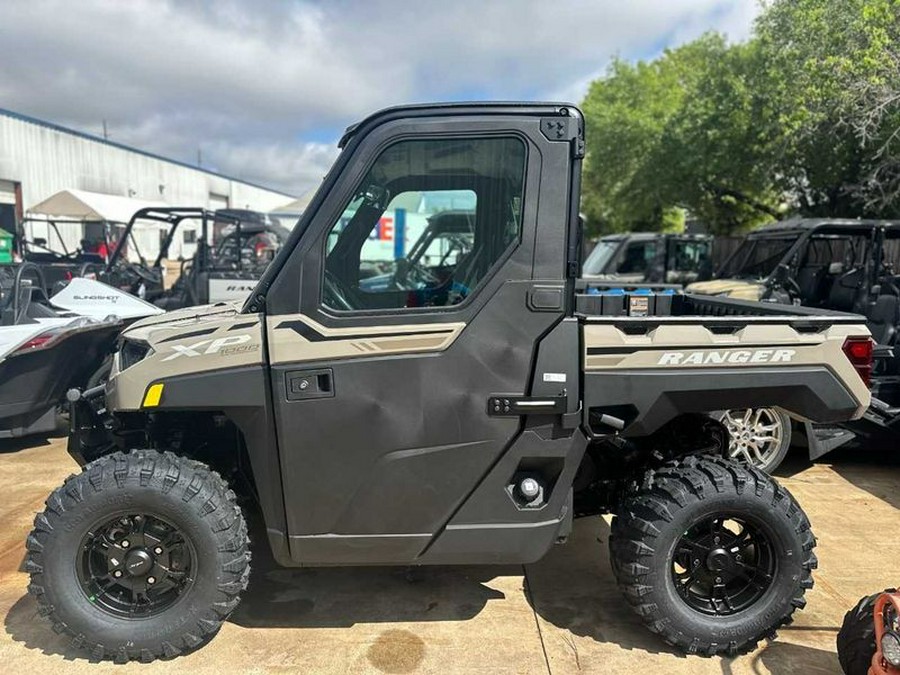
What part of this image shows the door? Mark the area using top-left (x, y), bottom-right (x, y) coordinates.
top-left (264, 110), bottom-right (578, 564)
top-left (0, 180), bottom-right (17, 243)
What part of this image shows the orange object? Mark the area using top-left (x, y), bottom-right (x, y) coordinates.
top-left (872, 592), bottom-right (900, 675)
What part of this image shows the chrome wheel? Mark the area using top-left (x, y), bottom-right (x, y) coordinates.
top-left (721, 408), bottom-right (788, 471)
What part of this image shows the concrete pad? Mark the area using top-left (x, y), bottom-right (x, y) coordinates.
top-left (0, 437), bottom-right (897, 674)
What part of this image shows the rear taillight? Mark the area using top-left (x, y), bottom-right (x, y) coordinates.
top-left (842, 336), bottom-right (874, 387)
top-left (10, 331), bottom-right (61, 355)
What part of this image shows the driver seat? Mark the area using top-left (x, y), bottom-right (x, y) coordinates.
top-left (868, 294), bottom-right (900, 347)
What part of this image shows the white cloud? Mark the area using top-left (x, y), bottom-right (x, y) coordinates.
top-left (0, 0), bottom-right (759, 195)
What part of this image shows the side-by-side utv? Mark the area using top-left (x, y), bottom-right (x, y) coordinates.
top-left (30, 102), bottom-right (875, 664)
top-left (690, 219), bottom-right (900, 464)
top-left (583, 232), bottom-right (713, 285)
top-left (152, 208), bottom-right (289, 310)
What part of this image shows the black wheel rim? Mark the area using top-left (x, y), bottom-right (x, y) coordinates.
top-left (671, 514), bottom-right (776, 616)
top-left (77, 513), bottom-right (195, 619)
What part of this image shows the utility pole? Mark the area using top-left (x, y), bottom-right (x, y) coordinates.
top-left (197, 148), bottom-right (202, 167)
top-left (102, 119), bottom-right (108, 140)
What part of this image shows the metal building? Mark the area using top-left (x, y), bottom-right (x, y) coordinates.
top-left (0, 107), bottom-right (296, 240)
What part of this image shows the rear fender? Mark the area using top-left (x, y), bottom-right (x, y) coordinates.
top-left (584, 365), bottom-right (861, 437)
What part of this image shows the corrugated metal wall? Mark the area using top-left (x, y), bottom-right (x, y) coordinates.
top-left (0, 112), bottom-right (294, 215)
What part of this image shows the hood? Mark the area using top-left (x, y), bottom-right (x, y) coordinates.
top-left (123, 300), bottom-right (244, 341)
top-left (686, 279), bottom-right (765, 301)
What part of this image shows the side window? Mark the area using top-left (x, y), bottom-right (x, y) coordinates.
top-left (666, 240), bottom-right (711, 283)
top-left (322, 137), bottom-right (526, 311)
top-left (617, 241), bottom-right (656, 275)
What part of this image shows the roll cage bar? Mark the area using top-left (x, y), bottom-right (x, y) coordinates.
top-left (105, 207), bottom-right (242, 274)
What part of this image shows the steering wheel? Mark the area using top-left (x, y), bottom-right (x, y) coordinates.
top-left (393, 260), bottom-right (441, 290)
top-left (78, 262), bottom-right (104, 279)
top-left (323, 269), bottom-right (355, 311)
top-left (126, 263), bottom-right (162, 285)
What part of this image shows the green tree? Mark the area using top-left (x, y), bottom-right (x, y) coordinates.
top-left (581, 34), bottom-right (782, 236)
top-left (756, 0), bottom-right (900, 217)
top-left (580, 1), bottom-right (900, 235)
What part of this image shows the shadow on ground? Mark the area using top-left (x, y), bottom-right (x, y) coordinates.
top-left (0, 435), bottom-right (57, 454)
top-left (524, 517), bottom-right (681, 658)
top-left (230, 534), bottom-right (513, 629)
top-left (744, 641), bottom-right (839, 675)
top-left (772, 431), bottom-right (900, 510)
top-left (826, 438), bottom-right (900, 511)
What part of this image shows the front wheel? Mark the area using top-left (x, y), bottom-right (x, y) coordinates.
top-left (26, 450), bottom-right (250, 663)
top-left (609, 455), bottom-right (816, 656)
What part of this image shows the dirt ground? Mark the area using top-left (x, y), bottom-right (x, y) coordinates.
top-left (0, 436), bottom-right (896, 674)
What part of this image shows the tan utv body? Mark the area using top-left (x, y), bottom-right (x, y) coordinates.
top-left (34, 103), bottom-right (872, 664)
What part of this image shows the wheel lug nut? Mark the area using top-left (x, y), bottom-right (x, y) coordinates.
top-left (154, 547), bottom-right (163, 555)
top-left (113, 570), bottom-right (123, 578)
top-left (121, 540), bottom-right (130, 548)
top-left (147, 576), bottom-right (156, 584)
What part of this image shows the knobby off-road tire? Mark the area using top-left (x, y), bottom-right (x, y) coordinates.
top-left (609, 455), bottom-right (817, 656)
top-left (837, 590), bottom-right (894, 675)
top-left (26, 450), bottom-right (250, 663)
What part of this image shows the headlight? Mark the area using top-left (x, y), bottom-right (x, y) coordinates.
top-left (882, 631), bottom-right (900, 667)
top-left (119, 340), bottom-right (153, 371)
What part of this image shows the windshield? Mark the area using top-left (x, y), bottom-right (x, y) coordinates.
top-left (718, 236), bottom-right (798, 279)
top-left (583, 240), bottom-right (621, 275)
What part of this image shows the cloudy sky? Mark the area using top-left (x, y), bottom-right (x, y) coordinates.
top-left (0, 0), bottom-right (759, 198)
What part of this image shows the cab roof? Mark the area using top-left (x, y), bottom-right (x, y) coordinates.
top-left (339, 101), bottom-right (580, 148)
top-left (749, 217), bottom-right (896, 237)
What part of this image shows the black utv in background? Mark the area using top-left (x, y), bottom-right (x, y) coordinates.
top-left (690, 218), bottom-right (900, 456)
top-left (583, 232), bottom-right (713, 285)
top-left (155, 208), bottom-right (290, 310)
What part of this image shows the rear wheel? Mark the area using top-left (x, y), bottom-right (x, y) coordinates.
top-left (837, 590), bottom-right (893, 675)
top-left (26, 450), bottom-right (250, 663)
top-left (609, 455), bottom-right (816, 656)
top-left (719, 408), bottom-right (792, 473)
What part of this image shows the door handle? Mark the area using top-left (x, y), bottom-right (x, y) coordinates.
top-left (285, 368), bottom-right (334, 401)
top-left (487, 394), bottom-right (567, 416)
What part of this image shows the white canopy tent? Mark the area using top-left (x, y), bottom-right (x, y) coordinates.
top-left (24, 189), bottom-right (199, 261)
top-left (28, 189), bottom-right (167, 224)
